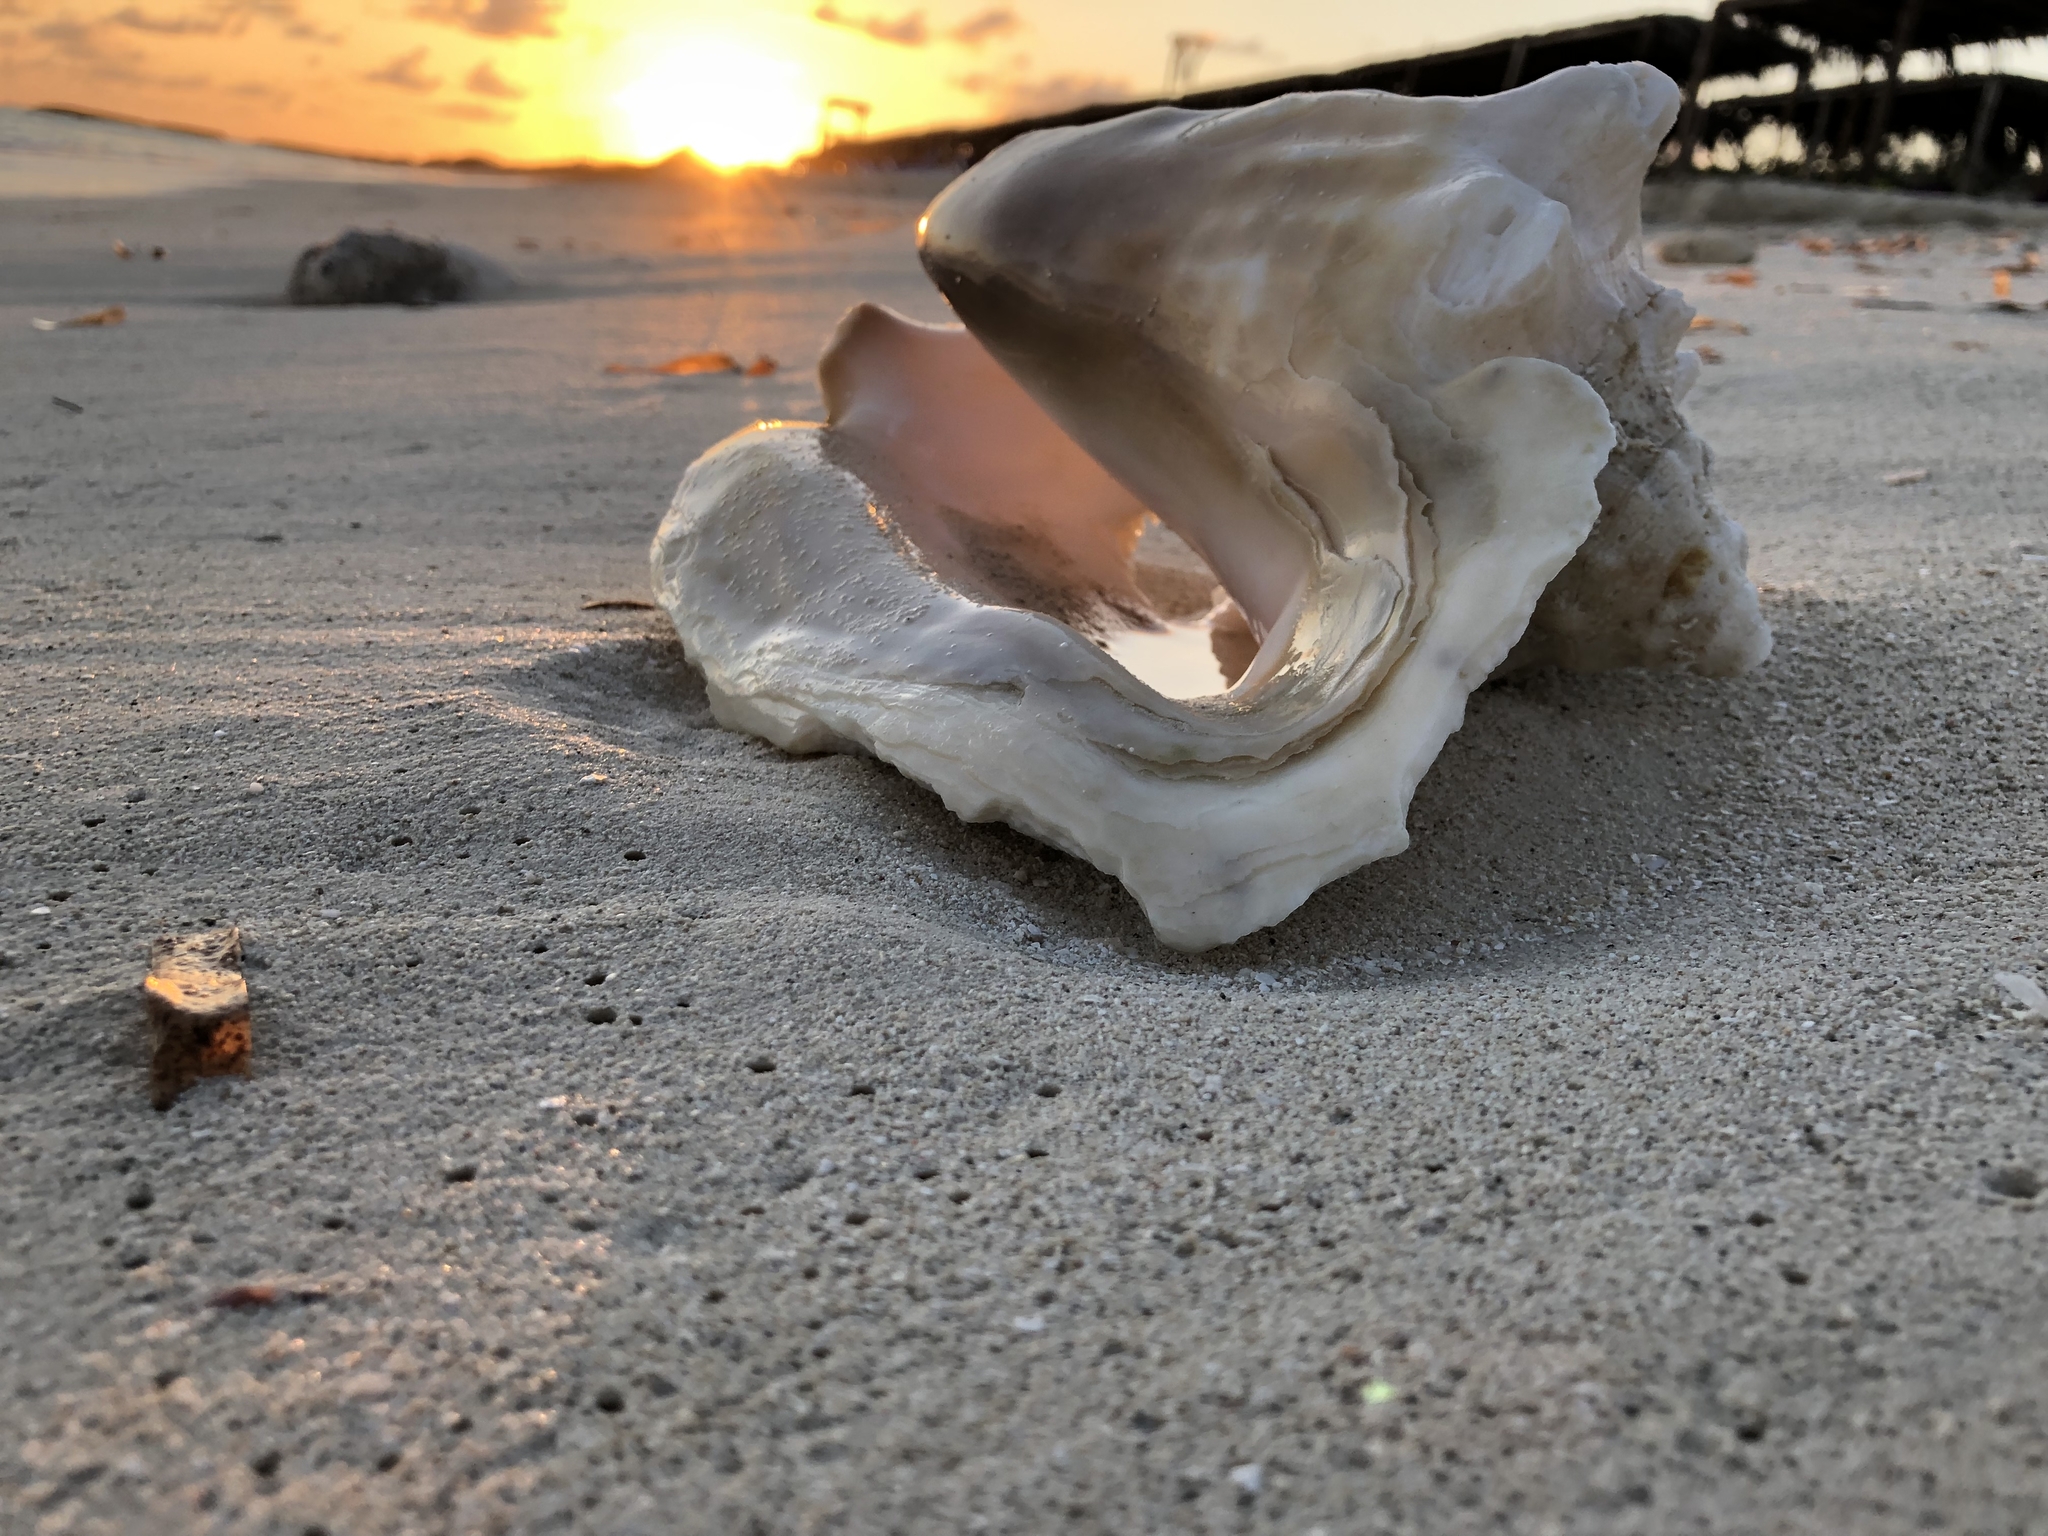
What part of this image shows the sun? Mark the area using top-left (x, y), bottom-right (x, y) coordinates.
top-left (610, 40), bottom-right (817, 170)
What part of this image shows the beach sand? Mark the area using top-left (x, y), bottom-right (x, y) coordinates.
top-left (3, 157), bottom-right (2046, 1533)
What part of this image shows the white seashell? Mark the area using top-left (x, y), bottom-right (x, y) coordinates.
top-left (1994, 972), bottom-right (2048, 1021)
top-left (652, 64), bottom-right (1769, 949)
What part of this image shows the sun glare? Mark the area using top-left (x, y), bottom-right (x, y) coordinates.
top-left (610, 40), bottom-right (817, 170)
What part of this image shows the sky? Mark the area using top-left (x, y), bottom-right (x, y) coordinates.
top-left (1, 0), bottom-right (2042, 170)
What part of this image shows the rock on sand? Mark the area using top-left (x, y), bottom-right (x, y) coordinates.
top-left (286, 228), bottom-right (516, 305)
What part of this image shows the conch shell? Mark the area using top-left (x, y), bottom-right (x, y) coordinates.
top-left (651, 64), bottom-right (1768, 949)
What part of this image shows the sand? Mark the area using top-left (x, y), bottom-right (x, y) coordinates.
top-left (3, 154), bottom-right (2046, 1535)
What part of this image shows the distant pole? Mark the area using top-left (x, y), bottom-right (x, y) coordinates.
top-left (1961, 75), bottom-right (2006, 194)
top-left (1805, 94), bottom-right (1833, 178)
top-left (1672, 2), bottom-right (1727, 170)
top-left (1166, 35), bottom-right (1214, 97)
top-left (1498, 36), bottom-right (1529, 92)
top-left (1787, 52), bottom-right (1813, 174)
top-left (820, 97), bottom-right (871, 148)
top-left (1858, 0), bottom-right (1925, 173)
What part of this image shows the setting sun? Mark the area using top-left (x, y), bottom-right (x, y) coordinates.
top-left (609, 40), bottom-right (818, 170)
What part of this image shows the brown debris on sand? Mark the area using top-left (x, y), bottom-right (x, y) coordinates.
top-left (31, 304), bottom-right (126, 331)
top-left (604, 352), bottom-right (779, 378)
top-left (142, 927), bottom-right (251, 1110)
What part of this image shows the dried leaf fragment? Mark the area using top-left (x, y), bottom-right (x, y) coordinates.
top-left (1994, 270), bottom-right (2013, 301)
top-left (207, 1283), bottom-right (327, 1310)
top-left (1847, 233), bottom-right (1927, 257)
top-left (743, 354), bottom-right (778, 377)
top-left (31, 304), bottom-right (127, 332)
top-left (604, 351), bottom-right (740, 377)
top-left (208, 1284), bottom-right (277, 1309)
top-left (142, 926), bottom-right (250, 1110)
top-left (1691, 344), bottom-right (1723, 364)
top-left (1706, 268), bottom-right (1756, 287)
top-left (579, 597), bottom-right (656, 610)
top-left (1882, 467), bottom-right (1929, 487)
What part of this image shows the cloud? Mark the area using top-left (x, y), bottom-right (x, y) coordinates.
top-left (107, 6), bottom-right (224, 35)
top-left (226, 78), bottom-right (292, 101)
top-left (953, 67), bottom-right (1129, 119)
top-left (32, 16), bottom-right (106, 57)
top-left (437, 101), bottom-right (513, 122)
top-left (103, 2), bottom-right (341, 44)
top-left (23, 16), bottom-right (208, 85)
top-left (814, 3), bottom-right (926, 47)
top-left (408, 0), bottom-right (561, 39)
top-left (365, 46), bottom-right (440, 92)
top-left (464, 59), bottom-right (524, 98)
top-left (948, 6), bottom-right (1018, 46)
top-left (19, 8), bottom-right (236, 83)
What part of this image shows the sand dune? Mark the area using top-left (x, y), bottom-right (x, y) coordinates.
top-left (3, 160), bottom-right (2046, 1532)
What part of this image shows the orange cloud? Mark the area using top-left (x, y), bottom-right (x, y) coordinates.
top-left (365, 47), bottom-right (440, 92)
top-left (952, 65), bottom-right (1129, 118)
top-left (408, 0), bottom-right (560, 39)
top-left (812, 4), bottom-right (1022, 49)
top-left (438, 100), bottom-right (513, 122)
top-left (950, 7), bottom-right (1019, 47)
top-left (464, 59), bottom-right (524, 99)
top-left (105, 0), bottom-right (339, 44)
top-left (813, 4), bottom-right (926, 47)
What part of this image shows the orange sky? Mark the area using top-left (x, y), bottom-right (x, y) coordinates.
top-left (2, 1), bottom-right (2043, 170)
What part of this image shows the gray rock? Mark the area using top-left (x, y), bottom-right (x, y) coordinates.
top-left (1654, 230), bottom-right (1759, 266)
top-left (287, 229), bottom-right (516, 306)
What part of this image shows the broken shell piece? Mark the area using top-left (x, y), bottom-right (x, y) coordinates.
top-left (1994, 971), bottom-right (2048, 1021)
top-left (653, 64), bottom-right (1765, 948)
top-left (142, 927), bottom-right (250, 1109)
top-left (31, 304), bottom-right (126, 332)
